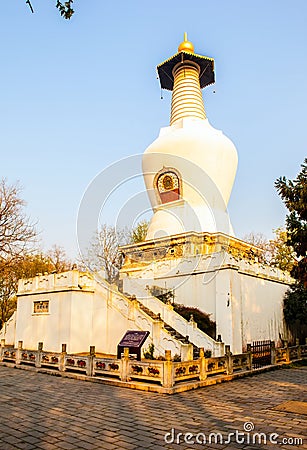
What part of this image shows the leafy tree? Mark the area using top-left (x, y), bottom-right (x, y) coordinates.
top-left (0, 249), bottom-right (71, 328)
top-left (56, 1), bottom-right (74, 20)
top-left (275, 158), bottom-right (307, 284)
top-left (0, 265), bottom-right (18, 330)
top-left (275, 158), bottom-right (307, 343)
top-left (129, 220), bottom-right (149, 244)
top-left (267, 228), bottom-right (296, 273)
top-left (0, 179), bottom-right (72, 328)
top-left (243, 228), bottom-right (295, 272)
top-left (283, 284), bottom-right (307, 343)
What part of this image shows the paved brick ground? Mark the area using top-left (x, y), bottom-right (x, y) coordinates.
top-left (0, 366), bottom-right (306, 450)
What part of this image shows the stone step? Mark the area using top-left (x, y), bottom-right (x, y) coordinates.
top-left (134, 297), bottom-right (200, 360)
top-left (137, 302), bottom-right (158, 319)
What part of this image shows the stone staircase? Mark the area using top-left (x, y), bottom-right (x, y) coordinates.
top-left (121, 278), bottom-right (224, 357)
top-left (136, 300), bottom-right (200, 359)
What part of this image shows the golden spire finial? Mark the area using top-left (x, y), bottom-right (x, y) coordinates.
top-left (178, 32), bottom-right (194, 53)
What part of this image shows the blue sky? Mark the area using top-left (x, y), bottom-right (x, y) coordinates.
top-left (1, 1), bottom-right (306, 257)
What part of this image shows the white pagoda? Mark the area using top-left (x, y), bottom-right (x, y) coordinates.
top-left (0, 35), bottom-right (292, 357)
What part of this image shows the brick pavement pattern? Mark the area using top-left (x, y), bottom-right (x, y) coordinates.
top-left (0, 366), bottom-right (306, 450)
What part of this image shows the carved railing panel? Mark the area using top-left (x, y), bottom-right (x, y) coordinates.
top-left (173, 361), bottom-right (200, 382)
top-left (64, 354), bottom-right (89, 373)
top-left (93, 357), bottom-right (121, 378)
top-left (128, 361), bottom-right (164, 384)
top-left (206, 356), bottom-right (227, 376)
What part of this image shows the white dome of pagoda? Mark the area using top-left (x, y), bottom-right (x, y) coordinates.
top-left (142, 35), bottom-right (238, 240)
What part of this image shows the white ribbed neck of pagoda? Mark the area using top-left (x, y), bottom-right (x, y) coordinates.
top-left (170, 60), bottom-right (206, 125)
top-left (156, 35), bottom-right (215, 126)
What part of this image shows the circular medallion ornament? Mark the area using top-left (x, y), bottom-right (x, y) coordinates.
top-left (156, 171), bottom-right (180, 203)
top-left (157, 172), bottom-right (179, 193)
top-left (162, 175), bottom-right (174, 190)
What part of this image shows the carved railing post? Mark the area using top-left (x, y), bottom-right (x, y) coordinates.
top-left (295, 339), bottom-right (301, 359)
top-left (87, 346), bottom-right (95, 377)
top-left (36, 342), bottom-right (43, 368)
top-left (128, 298), bottom-right (138, 321)
top-left (120, 347), bottom-right (129, 382)
top-left (187, 316), bottom-right (197, 339)
top-left (270, 341), bottom-right (276, 365)
top-left (247, 344), bottom-right (253, 370)
top-left (152, 320), bottom-right (163, 351)
top-left (163, 350), bottom-right (174, 388)
top-left (199, 347), bottom-right (207, 381)
top-left (16, 340), bottom-right (23, 365)
top-left (180, 341), bottom-right (193, 362)
top-left (225, 345), bottom-right (233, 375)
top-left (284, 340), bottom-right (290, 363)
top-left (60, 344), bottom-right (67, 372)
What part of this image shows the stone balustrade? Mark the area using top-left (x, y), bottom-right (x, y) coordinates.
top-left (118, 278), bottom-right (224, 356)
top-left (17, 270), bottom-right (94, 294)
top-left (1, 338), bottom-right (306, 390)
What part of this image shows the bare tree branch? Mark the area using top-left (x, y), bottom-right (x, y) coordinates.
top-left (80, 225), bottom-right (128, 284)
top-left (25, 0), bottom-right (34, 14)
top-left (0, 179), bottom-right (37, 262)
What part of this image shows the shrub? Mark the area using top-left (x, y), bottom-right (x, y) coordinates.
top-left (143, 343), bottom-right (155, 360)
top-left (173, 303), bottom-right (216, 339)
top-left (283, 283), bottom-right (307, 344)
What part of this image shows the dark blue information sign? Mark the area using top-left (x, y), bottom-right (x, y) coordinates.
top-left (117, 330), bottom-right (150, 360)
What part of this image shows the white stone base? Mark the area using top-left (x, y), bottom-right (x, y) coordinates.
top-left (120, 232), bottom-right (293, 354)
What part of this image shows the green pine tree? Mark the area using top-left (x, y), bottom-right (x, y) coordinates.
top-left (275, 158), bottom-right (307, 284)
top-left (275, 158), bottom-right (307, 343)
